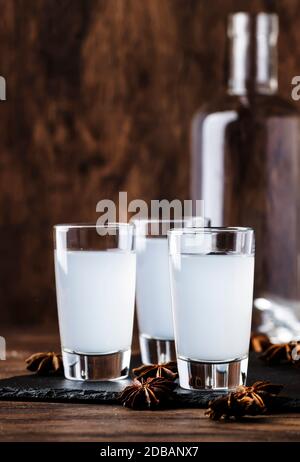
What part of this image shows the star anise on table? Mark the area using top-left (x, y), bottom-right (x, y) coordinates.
top-left (119, 377), bottom-right (177, 410)
top-left (250, 333), bottom-right (271, 353)
top-left (205, 381), bottom-right (283, 421)
top-left (132, 361), bottom-right (178, 381)
top-left (260, 341), bottom-right (300, 365)
top-left (25, 352), bottom-right (63, 376)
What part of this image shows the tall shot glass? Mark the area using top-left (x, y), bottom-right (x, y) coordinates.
top-left (169, 227), bottom-right (255, 390)
top-left (133, 217), bottom-right (209, 364)
top-left (54, 223), bottom-right (136, 381)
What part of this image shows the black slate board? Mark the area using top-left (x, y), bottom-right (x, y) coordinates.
top-left (0, 353), bottom-right (299, 410)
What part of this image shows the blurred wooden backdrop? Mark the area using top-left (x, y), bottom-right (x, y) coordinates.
top-left (0, 0), bottom-right (299, 324)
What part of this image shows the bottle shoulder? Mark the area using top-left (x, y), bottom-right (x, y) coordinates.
top-left (193, 94), bottom-right (300, 121)
top-left (193, 95), bottom-right (242, 118)
top-left (252, 95), bottom-right (300, 117)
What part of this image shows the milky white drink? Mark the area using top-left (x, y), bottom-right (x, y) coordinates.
top-left (54, 250), bottom-right (136, 354)
top-left (136, 238), bottom-right (173, 340)
top-left (170, 254), bottom-right (254, 361)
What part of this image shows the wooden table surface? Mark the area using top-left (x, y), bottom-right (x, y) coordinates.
top-left (0, 326), bottom-right (300, 442)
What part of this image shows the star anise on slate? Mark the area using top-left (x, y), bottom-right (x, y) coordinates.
top-left (25, 352), bottom-right (63, 376)
top-left (250, 333), bottom-right (271, 353)
top-left (132, 361), bottom-right (178, 381)
top-left (260, 341), bottom-right (300, 365)
top-left (119, 377), bottom-right (177, 410)
top-left (205, 381), bottom-right (283, 421)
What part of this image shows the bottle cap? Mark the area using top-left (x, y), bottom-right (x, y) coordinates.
top-left (228, 13), bottom-right (250, 37)
top-left (256, 13), bottom-right (278, 43)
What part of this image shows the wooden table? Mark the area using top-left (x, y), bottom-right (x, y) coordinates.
top-left (0, 326), bottom-right (300, 442)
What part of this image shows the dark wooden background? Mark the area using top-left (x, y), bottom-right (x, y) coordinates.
top-left (0, 0), bottom-right (299, 325)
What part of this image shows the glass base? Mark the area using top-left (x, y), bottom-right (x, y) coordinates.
top-left (139, 334), bottom-right (176, 364)
top-left (177, 356), bottom-right (248, 391)
top-left (62, 349), bottom-right (131, 381)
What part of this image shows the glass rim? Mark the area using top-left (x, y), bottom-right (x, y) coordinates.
top-left (131, 217), bottom-right (209, 224)
top-left (167, 226), bottom-right (253, 235)
top-left (53, 222), bottom-right (133, 230)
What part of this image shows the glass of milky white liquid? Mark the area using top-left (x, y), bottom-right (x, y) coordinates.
top-left (168, 227), bottom-right (255, 391)
top-left (54, 223), bottom-right (136, 381)
top-left (133, 218), bottom-right (209, 365)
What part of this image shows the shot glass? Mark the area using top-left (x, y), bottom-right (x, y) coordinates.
top-left (54, 223), bottom-right (136, 381)
top-left (169, 227), bottom-right (255, 390)
top-left (133, 217), bottom-right (209, 364)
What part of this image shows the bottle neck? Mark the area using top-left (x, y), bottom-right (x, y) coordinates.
top-left (227, 13), bottom-right (278, 97)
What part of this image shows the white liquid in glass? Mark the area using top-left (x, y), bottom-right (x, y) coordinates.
top-left (170, 254), bottom-right (254, 361)
top-left (54, 250), bottom-right (136, 354)
top-left (136, 238), bottom-right (174, 340)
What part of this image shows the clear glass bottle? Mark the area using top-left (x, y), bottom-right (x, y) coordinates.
top-left (191, 13), bottom-right (300, 342)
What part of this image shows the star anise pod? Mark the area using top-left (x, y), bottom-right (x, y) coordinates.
top-left (205, 381), bottom-right (283, 420)
top-left (119, 377), bottom-right (177, 410)
top-left (25, 352), bottom-right (63, 376)
top-left (250, 333), bottom-right (271, 353)
top-left (132, 361), bottom-right (178, 381)
top-left (260, 341), bottom-right (300, 365)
